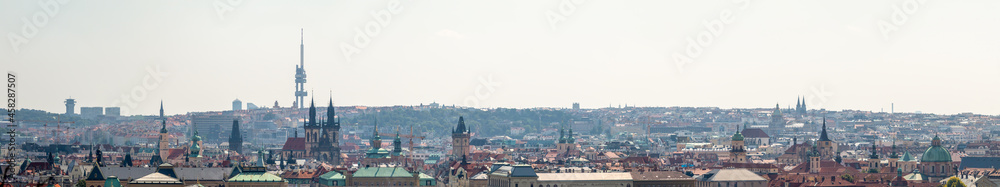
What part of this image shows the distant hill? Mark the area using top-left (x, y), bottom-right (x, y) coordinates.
top-left (1, 108), bottom-right (98, 126)
top-left (343, 108), bottom-right (576, 138)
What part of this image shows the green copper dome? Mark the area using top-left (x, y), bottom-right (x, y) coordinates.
top-left (731, 126), bottom-right (744, 141)
top-left (920, 135), bottom-right (951, 162)
top-left (731, 132), bottom-right (744, 141)
top-left (901, 151), bottom-right (913, 161)
top-left (189, 143), bottom-right (201, 158)
top-left (920, 146), bottom-right (951, 162)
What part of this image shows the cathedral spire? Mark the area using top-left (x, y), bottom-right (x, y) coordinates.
top-left (800, 97), bottom-right (807, 111)
top-left (327, 96), bottom-right (335, 127)
top-left (160, 101), bottom-right (167, 134)
top-left (558, 124), bottom-right (566, 143)
top-left (159, 100), bottom-right (164, 118)
top-left (373, 114), bottom-right (380, 139)
top-left (371, 114), bottom-right (382, 149)
top-left (454, 116), bottom-right (467, 134)
top-left (819, 116), bottom-right (830, 141)
top-left (230, 119), bottom-right (243, 154)
top-left (568, 127), bottom-right (574, 143)
top-left (796, 96), bottom-right (801, 110)
top-left (308, 97), bottom-right (316, 126)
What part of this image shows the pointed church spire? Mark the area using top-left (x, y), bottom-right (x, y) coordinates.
top-left (819, 116), bottom-right (830, 141)
top-left (230, 119), bottom-right (243, 154)
top-left (796, 96), bottom-right (801, 109)
top-left (393, 127), bottom-right (403, 154)
top-left (800, 96), bottom-right (807, 111)
top-left (558, 123), bottom-right (566, 143)
top-left (160, 101), bottom-right (167, 134)
top-left (373, 114), bottom-right (380, 139)
top-left (371, 114), bottom-right (382, 149)
top-left (454, 116), bottom-right (467, 134)
top-left (308, 97), bottom-right (316, 126)
top-left (327, 96), bottom-right (337, 128)
top-left (568, 127), bottom-right (574, 143)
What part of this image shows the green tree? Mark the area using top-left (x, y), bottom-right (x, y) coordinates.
top-left (839, 174), bottom-right (854, 183)
top-left (263, 112), bottom-right (277, 120)
top-left (945, 176), bottom-right (966, 187)
top-left (75, 179), bottom-right (86, 187)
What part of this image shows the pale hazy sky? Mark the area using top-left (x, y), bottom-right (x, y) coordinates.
top-left (2, 0), bottom-right (999, 116)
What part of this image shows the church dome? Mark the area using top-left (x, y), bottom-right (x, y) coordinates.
top-left (190, 144), bottom-right (201, 155)
top-left (920, 146), bottom-right (951, 162)
top-left (731, 132), bottom-right (744, 141)
top-left (920, 135), bottom-right (951, 162)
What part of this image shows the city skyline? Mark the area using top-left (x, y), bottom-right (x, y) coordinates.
top-left (3, 0), bottom-right (999, 115)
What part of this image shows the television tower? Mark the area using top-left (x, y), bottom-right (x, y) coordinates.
top-left (294, 29), bottom-right (308, 108)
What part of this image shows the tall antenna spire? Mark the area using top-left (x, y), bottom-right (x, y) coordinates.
top-left (294, 29), bottom-right (308, 108)
top-left (300, 28), bottom-right (304, 68)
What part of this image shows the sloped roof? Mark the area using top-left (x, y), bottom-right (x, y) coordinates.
top-left (176, 167), bottom-right (232, 180)
top-left (130, 172), bottom-right (181, 184)
top-left (901, 151), bottom-right (914, 161)
top-left (282, 137), bottom-right (306, 150)
top-left (228, 171), bottom-right (285, 182)
top-left (318, 171), bottom-right (345, 180)
top-left (630, 171), bottom-right (693, 181)
top-left (97, 167), bottom-right (233, 181)
top-left (785, 160), bottom-right (860, 174)
top-left (491, 165), bottom-right (537, 178)
top-left (537, 173), bottom-right (632, 181)
top-left (741, 128), bottom-right (769, 138)
top-left (97, 167), bottom-right (154, 180)
top-left (698, 169), bottom-right (766, 182)
top-left (86, 164), bottom-right (105, 180)
top-left (958, 157), bottom-right (1000, 169)
top-left (419, 173), bottom-right (434, 180)
top-left (166, 149), bottom-right (185, 160)
top-left (352, 167), bottom-right (413, 178)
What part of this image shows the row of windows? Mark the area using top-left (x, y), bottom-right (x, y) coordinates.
top-left (489, 181), bottom-right (634, 187)
top-left (352, 182), bottom-right (415, 186)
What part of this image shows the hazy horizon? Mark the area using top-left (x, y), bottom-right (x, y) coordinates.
top-left (3, 0), bottom-right (999, 116)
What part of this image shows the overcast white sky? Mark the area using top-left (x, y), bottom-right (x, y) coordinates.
top-left (2, 0), bottom-right (999, 116)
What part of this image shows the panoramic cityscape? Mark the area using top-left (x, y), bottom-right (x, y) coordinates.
top-left (3, 1), bottom-right (1000, 187)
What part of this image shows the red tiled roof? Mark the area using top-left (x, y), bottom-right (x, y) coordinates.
top-left (786, 161), bottom-right (860, 174)
top-left (283, 137), bottom-right (306, 150)
top-left (166, 149), bottom-right (185, 160)
top-left (721, 162), bottom-right (777, 169)
top-left (282, 169), bottom-right (320, 179)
